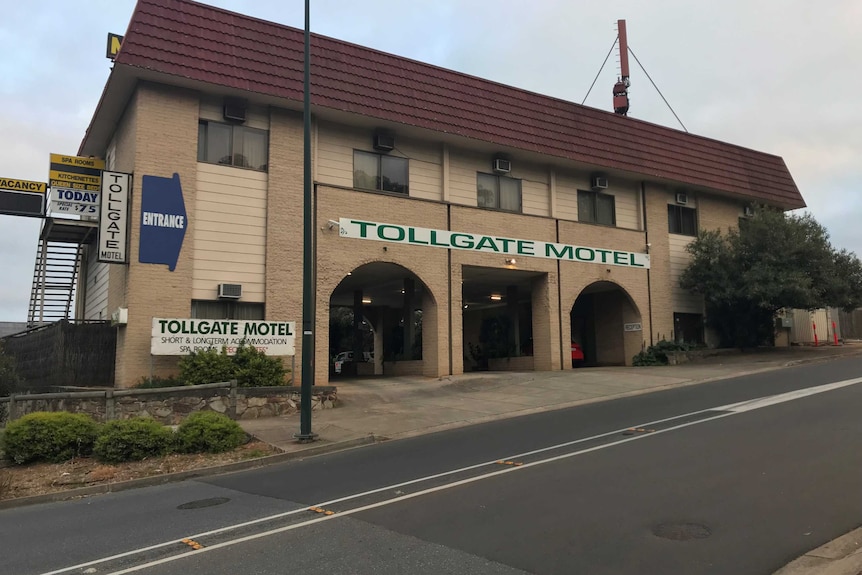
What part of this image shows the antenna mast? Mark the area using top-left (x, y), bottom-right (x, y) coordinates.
top-left (613, 19), bottom-right (630, 115)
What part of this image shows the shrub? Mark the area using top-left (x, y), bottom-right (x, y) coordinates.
top-left (178, 341), bottom-right (286, 387)
top-left (93, 418), bottom-right (175, 463)
top-left (632, 340), bottom-right (693, 366)
top-left (2, 412), bottom-right (99, 464)
top-left (136, 375), bottom-right (186, 388)
top-left (176, 411), bottom-right (247, 454)
top-left (233, 343), bottom-right (285, 387)
top-left (179, 348), bottom-right (235, 386)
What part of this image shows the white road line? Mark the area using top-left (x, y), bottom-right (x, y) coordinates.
top-left (39, 376), bottom-right (862, 575)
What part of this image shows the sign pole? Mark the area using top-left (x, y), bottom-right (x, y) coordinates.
top-left (295, 0), bottom-right (317, 442)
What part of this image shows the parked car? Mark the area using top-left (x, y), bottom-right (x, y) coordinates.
top-left (333, 351), bottom-right (373, 374)
top-left (571, 342), bottom-right (584, 368)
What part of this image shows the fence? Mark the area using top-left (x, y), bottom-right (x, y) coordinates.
top-left (1, 320), bottom-right (116, 390)
top-left (0, 381), bottom-right (338, 425)
top-left (836, 309), bottom-right (862, 341)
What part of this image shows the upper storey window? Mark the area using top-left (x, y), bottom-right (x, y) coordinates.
top-left (477, 173), bottom-right (521, 212)
top-left (198, 121), bottom-right (268, 171)
top-left (668, 204), bottom-right (698, 236)
top-left (578, 190), bottom-right (615, 226)
top-left (353, 150), bottom-right (409, 194)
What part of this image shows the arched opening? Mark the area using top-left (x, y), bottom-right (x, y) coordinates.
top-left (329, 262), bottom-right (435, 379)
top-left (570, 281), bottom-right (642, 367)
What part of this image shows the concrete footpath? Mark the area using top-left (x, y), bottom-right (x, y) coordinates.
top-left (239, 343), bottom-right (862, 575)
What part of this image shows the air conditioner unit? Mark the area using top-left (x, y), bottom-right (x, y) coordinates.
top-left (590, 175), bottom-right (609, 190)
top-left (218, 283), bottom-right (243, 299)
top-left (223, 101), bottom-right (247, 123)
top-left (493, 158), bottom-right (511, 173)
top-left (373, 132), bottom-right (395, 152)
top-left (743, 205), bottom-right (755, 217)
top-left (675, 192), bottom-right (688, 205)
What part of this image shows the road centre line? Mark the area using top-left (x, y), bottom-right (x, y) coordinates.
top-left (41, 376), bottom-right (862, 575)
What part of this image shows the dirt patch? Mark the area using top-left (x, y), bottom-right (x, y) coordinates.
top-left (0, 440), bottom-right (281, 502)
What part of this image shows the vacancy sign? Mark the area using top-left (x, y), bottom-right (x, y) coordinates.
top-left (98, 171), bottom-right (131, 264)
top-left (0, 177), bottom-right (46, 217)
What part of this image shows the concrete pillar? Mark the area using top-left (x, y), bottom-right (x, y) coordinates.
top-left (507, 285), bottom-right (520, 356)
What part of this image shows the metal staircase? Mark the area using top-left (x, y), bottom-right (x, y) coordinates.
top-left (27, 218), bottom-right (98, 327)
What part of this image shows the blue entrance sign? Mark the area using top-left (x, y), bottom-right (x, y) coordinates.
top-left (139, 173), bottom-right (187, 272)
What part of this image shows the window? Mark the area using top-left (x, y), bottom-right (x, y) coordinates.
top-left (191, 300), bottom-right (265, 320)
top-left (577, 190), bottom-right (615, 225)
top-left (668, 205), bottom-right (698, 236)
top-left (353, 150), bottom-right (409, 194)
top-left (477, 173), bottom-right (521, 212)
top-left (198, 121), bottom-right (268, 171)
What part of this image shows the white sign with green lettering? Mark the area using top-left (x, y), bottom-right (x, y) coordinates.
top-left (339, 218), bottom-right (650, 269)
top-left (151, 318), bottom-right (296, 356)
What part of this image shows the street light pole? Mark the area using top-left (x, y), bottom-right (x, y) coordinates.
top-left (295, 0), bottom-right (317, 442)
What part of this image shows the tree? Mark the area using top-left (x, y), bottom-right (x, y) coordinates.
top-left (680, 209), bottom-right (862, 348)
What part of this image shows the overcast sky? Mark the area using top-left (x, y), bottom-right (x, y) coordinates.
top-left (1, 0), bottom-right (860, 321)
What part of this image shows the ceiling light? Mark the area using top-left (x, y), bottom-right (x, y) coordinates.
top-left (362, 297), bottom-right (372, 304)
top-left (463, 304), bottom-right (469, 309)
top-left (490, 294), bottom-right (502, 301)
top-left (505, 258), bottom-right (516, 265)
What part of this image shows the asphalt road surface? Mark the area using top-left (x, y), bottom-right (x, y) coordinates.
top-left (5, 357), bottom-right (862, 575)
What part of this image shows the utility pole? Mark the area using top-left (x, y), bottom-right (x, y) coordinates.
top-left (295, 0), bottom-right (317, 443)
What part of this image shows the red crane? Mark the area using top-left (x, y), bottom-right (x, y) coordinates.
top-left (613, 19), bottom-right (630, 115)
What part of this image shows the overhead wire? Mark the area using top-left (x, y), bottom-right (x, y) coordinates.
top-left (581, 36), bottom-right (618, 106)
top-left (627, 46), bottom-right (688, 133)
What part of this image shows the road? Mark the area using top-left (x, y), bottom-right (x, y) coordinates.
top-left (4, 357), bottom-right (862, 575)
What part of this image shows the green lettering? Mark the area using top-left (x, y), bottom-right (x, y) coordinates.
top-left (350, 219), bottom-right (377, 238)
top-left (408, 227), bottom-right (428, 245)
top-left (613, 252), bottom-right (627, 265)
top-left (159, 319), bottom-right (169, 333)
top-left (498, 238), bottom-right (515, 252)
top-left (475, 236), bottom-right (500, 252)
top-left (596, 249), bottom-right (612, 263)
top-left (378, 225), bottom-right (405, 241)
top-left (450, 233), bottom-right (474, 249)
top-left (517, 240), bottom-right (535, 255)
top-left (574, 247), bottom-right (595, 261)
top-left (546, 243), bottom-right (574, 259)
top-left (630, 253), bottom-right (645, 268)
top-left (231, 323), bottom-right (239, 335)
top-left (168, 320), bottom-right (182, 334)
top-left (429, 230), bottom-right (450, 247)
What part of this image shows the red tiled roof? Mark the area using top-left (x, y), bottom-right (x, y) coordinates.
top-left (113, 0), bottom-right (804, 209)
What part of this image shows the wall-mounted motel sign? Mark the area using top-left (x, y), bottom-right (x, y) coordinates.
top-left (338, 218), bottom-right (651, 269)
top-left (98, 172), bottom-right (131, 264)
top-left (151, 318), bottom-right (296, 356)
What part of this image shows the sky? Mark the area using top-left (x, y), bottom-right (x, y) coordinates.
top-left (1, 0), bottom-right (860, 321)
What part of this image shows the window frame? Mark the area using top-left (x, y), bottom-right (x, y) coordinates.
top-left (476, 172), bottom-right (522, 213)
top-left (197, 120), bottom-right (269, 172)
top-left (668, 204), bottom-right (698, 236)
top-left (352, 150), bottom-right (409, 195)
top-left (577, 190), bottom-right (616, 226)
top-left (191, 300), bottom-right (265, 320)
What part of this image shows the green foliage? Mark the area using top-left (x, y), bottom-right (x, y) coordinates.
top-left (233, 344), bottom-right (285, 387)
top-left (680, 209), bottom-right (862, 348)
top-left (176, 411), bottom-right (247, 454)
top-left (178, 342), bottom-right (285, 387)
top-left (136, 375), bottom-right (186, 388)
top-left (93, 418), bottom-right (175, 463)
top-left (178, 347), bottom-right (236, 386)
top-left (632, 340), bottom-right (691, 366)
top-left (0, 342), bottom-right (23, 398)
top-left (2, 412), bottom-right (99, 464)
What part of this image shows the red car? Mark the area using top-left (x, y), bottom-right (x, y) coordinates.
top-left (571, 342), bottom-right (584, 368)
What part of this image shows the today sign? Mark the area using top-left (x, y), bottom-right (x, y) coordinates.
top-left (339, 218), bottom-right (650, 269)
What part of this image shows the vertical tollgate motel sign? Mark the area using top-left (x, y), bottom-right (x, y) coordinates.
top-left (98, 172), bottom-right (131, 263)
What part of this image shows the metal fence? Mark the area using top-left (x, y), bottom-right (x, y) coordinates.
top-left (836, 309), bottom-right (862, 341)
top-left (1, 320), bottom-right (116, 391)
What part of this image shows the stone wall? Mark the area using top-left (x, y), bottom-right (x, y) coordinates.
top-left (0, 382), bottom-right (337, 426)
